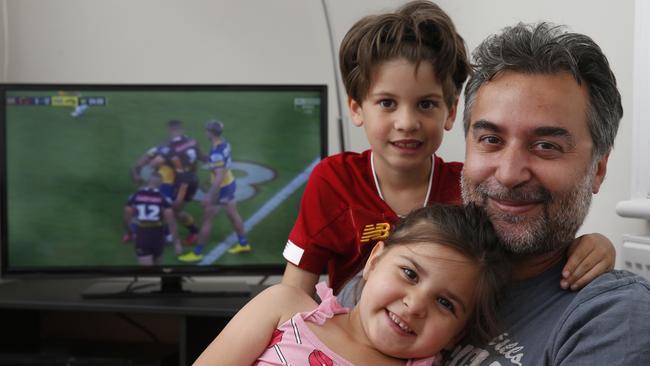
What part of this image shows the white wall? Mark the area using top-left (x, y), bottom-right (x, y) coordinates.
top-left (1, 0), bottom-right (646, 266)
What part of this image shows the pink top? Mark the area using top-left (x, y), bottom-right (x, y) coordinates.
top-left (254, 282), bottom-right (441, 366)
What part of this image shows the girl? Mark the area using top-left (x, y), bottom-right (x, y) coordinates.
top-left (195, 204), bottom-right (510, 366)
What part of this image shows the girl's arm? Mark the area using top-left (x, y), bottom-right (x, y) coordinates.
top-left (561, 233), bottom-right (616, 290)
top-left (193, 284), bottom-right (314, 366)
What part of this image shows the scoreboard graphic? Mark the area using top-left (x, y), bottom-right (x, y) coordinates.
top-left (6, 95), bottom-right (108, 107)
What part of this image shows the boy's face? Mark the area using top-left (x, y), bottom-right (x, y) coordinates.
top-left (349, 58), bottom-right (457, 174)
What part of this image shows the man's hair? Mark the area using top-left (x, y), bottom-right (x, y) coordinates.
top-left (383, 204), bottom-right (510, 344)
top-left (205, 119), bottom-right (224, 136)
top-left (463, 22), bottom-right (623, 159)
top-left (167, 119), bottom-right (183, 129)
top-left (339, 0), bottom-right (470, 108)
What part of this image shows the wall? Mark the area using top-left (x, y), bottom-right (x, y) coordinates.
top-left (1, 0), bottom-right (646, 266)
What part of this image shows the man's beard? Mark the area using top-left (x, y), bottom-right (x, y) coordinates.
top-left (460, 165), bottom-right (596, 256)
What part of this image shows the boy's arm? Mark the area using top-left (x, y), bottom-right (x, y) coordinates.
top-left (561, 233), bottom-right (615, 290)
top-left (193, 284), bottom-right (312, 366)
top-left (281, 263), bottom-right (319, 298)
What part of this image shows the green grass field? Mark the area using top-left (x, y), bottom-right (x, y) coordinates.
top-left (6, 89), bottom-right (322, 269)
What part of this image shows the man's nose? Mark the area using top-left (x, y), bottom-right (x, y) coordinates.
top-left (494, 145), bottom-right (532, 189)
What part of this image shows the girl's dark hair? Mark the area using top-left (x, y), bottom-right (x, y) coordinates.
top-left (384, 204), bottom-right (510, 344)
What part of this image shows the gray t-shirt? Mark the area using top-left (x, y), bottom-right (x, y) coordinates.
top-left (444, 260), bottom-right (650, 365)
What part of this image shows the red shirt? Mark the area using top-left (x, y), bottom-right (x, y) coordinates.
top-left (284, 150), bottom-right (462, 293)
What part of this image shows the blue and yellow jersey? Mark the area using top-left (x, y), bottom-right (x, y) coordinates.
top-left (208, 140), bottom-right (235, 187)
top-left (146, 145), bottom-right (175, 184)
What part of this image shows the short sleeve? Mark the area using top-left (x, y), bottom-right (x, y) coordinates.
top-left (284, 162), bottom-right (354, 275)
top-left (208, 151), bottom-right (226, 169)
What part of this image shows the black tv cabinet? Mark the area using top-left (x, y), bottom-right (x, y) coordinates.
top-left (0, 278), bottom-right (266, 366)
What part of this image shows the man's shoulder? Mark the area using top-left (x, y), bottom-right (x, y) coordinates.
top-left (561, 270), bottom-right (650, 320)
top-left (556, 270), bottom-right (650, 344)
top-left (547, 270), bottom-right (650, 364)
top-left (574, 270), bottom-right (650, 304)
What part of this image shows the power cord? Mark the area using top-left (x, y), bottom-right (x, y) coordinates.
top-left (117, 313), bottom-right (161, 344)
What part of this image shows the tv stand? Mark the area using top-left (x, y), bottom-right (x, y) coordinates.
top-left (82, 276), bottom-right (251, 299)
top-left (0, 277), bottom-right (267, 365)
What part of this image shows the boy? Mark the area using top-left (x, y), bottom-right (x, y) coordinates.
top-left (281, 0), bottom-right (614, 300)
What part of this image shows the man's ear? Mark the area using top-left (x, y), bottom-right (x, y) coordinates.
top-left (362, 241), bottom-right (386, 280)
top-left (591, 152), bottom-right (609, 194)
top-left (444, 97), bottom-right (459, 131)
top-left (348, 96), bottom-right (364, 127)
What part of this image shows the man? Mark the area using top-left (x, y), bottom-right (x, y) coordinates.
top-left (445, 22), bottom-right (650, 365)
top-left (178, 120), bottom-right (250, 263)
top-left (130, 143), bottom-right (176, 198)
top-left (148, 120), bottom-right (202, 245)
top-left (124, 172), bottom-right (182, 265)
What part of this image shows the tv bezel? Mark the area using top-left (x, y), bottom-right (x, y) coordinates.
top-left (0, 83), bottom-right (328, 279)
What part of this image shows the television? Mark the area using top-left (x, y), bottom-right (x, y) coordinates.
top-left (0, 84), bottom-right (327, 297)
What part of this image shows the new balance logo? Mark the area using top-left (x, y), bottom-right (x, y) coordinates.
top-left (360, 223), bottom-right (391, 243)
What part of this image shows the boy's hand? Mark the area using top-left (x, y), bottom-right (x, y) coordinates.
top-left (561, 233), bottom-right (615, 291)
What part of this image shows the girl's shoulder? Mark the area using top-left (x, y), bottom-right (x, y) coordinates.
top-left (258, 284), bottom-right (319, 324)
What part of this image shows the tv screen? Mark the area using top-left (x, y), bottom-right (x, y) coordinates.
top-left (0, 84), bottom-right (327, 280)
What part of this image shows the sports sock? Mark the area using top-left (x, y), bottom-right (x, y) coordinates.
top-left (237, 234), bottom-right (248, 245)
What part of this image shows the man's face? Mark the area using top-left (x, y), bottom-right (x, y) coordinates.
top-left (169, 126), bottom-right (183, 138)
top-left (461, 71), bottom-right (608, 255)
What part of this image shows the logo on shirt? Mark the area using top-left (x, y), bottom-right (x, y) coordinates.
top-left (360, 223), bottom-right (391, 243)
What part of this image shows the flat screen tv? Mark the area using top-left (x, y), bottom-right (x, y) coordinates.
top-left (0, 84), bottom-right (327, 296)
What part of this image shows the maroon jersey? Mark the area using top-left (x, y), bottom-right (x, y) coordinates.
top-left (127, 188), bottom-right (172, 227)
top-left (284, 150), bottom-right (462, 293)
top-left (160, 135), bottom-right (200, 183)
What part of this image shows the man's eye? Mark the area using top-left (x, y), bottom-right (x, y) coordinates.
top-left (479, 135), bottom-right (501, 145)
top-left (437, 297), bottom-right (455, 313)
top-left (530, 141), bottom-right (565, 159)
top-left (402, 267), bottom-right (418, 281)
top-left (532, 141), bottom-right (561, 151)
top-left (379, 99), bottom-right (396, 108)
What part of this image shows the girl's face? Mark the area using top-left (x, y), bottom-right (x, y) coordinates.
top-left (356, 241), bottom-right (479, 359)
